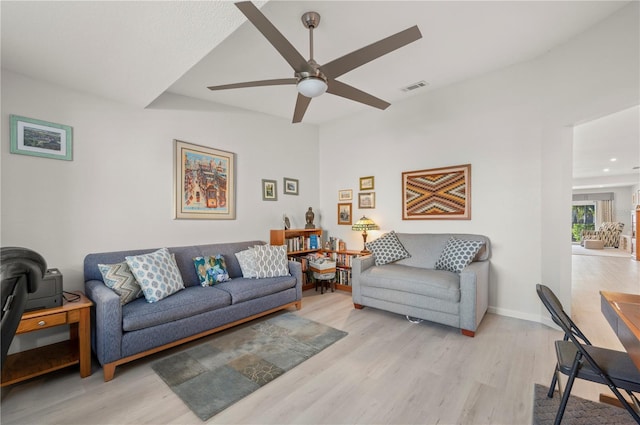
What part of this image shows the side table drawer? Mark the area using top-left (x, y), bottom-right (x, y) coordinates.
top-left (17, 312), bottom-right (67, 333)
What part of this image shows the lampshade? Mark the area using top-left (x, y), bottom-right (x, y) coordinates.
top-left (297, 77), bottom-right (327, 98)
top-left (352, 216), bottom-right (379, 231)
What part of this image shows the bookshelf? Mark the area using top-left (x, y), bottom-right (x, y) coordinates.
top-left (323, 249), bottom-right (362, 293)
top-left (270, 228), bottom-right (323, 289)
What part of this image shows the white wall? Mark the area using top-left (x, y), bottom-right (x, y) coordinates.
top-left (1, 71), bottom-right (319, 350)
top-left (318, 2), bottom-right (639, 323)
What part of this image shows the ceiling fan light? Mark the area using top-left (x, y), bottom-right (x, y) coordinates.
top-left (297, 77), bottom-right (327, 98)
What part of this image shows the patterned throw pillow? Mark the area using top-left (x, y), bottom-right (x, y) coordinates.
top-left (125, 248), bottom-right (185, 303)
top-left (235, 248), bottom-right (259, 278)
top-left (193, 254), bottom-right (231, 286)
top-left (365, 231), bottom-right (411, 266)
top-left (253, 245), bottom-right (289, 278)
top-left (435, 237), bottom-right (485, 273)
top-left (98, 261), bottom-right (143, 305)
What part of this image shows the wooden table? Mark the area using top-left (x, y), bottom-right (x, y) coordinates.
top-left (1, 291), bottom-right (93, 386)
top-left (600, 291), bottom-right (640, 371)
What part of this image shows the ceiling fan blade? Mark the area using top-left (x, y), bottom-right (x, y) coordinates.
top-left (320, 26), bottom-right (422, 79)
top-left (208, 78), bottom-right (296, 91)
top-left (327, 80), bottom-right (390, 110)
top-left (235, 2), bottom-right (311, 73)
top-left (292, 94), bottom-right (312, 123)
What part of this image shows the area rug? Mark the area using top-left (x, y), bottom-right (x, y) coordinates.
top-left (571, 244), bottom-right (631, 258)
top-left (152, 313), bottom-right (348, 421)
top-left (532, 384), bottom-right (637, 425)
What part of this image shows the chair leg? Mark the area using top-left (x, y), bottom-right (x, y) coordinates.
top-left (548, 364), bottom-right (560, 398)
top-left (554, 358), bottom-right (580, 425)
top-left (608, 386), bottom-right (640, 423)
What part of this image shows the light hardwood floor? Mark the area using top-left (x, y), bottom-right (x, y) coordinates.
top-left (1, 254), bottom-right (638, 424)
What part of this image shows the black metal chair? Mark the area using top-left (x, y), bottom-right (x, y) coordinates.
top-left (1, 247), bottom-right (47, 370)
top-left (536, 284), bottom-right (640, 425)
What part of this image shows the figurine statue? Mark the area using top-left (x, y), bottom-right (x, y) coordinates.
top-left (305, 207), bottom-right (315, 229)
top-left (283, 214), bottom-right (290, 230)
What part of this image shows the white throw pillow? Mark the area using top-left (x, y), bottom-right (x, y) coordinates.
top-left (235, 248), bottom-right (259, 278)
top-left (253, 245), bottom-right (289, 278)
top-left (125, 248), bottom-right (185, 303)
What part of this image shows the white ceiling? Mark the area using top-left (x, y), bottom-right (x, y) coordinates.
top-left (2, 0), bottom-right (638, 187)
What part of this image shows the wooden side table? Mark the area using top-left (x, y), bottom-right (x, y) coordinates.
top-left (1, 291), bottom-right (93, 386)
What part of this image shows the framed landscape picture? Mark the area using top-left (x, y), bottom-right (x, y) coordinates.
top-left (283, 177), bottom-right (299, 195)
top-left (358, 192), bottom-right (375, 209)
top-left (338, 203), bottom-right (352, 225)
top-left (402, 164), bottom-right (471, 220)
top-left (338, 189), bottom-right (353, 201)
top-left (174, 139), bottom-right (236, 219)
top-left (262, 179), bottom-right (277, 201)
top-left (10, 115), bottom-right (73, 161)
top-left (359, 176), bottom-right (374, 191)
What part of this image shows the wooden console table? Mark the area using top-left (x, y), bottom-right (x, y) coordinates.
top-left (1, 291), bottom-right (93, 386)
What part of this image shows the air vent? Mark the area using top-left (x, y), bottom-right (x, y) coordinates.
top-left (633, 166), bottom-right (640, 170)
top-left (401, 80), bottom-right (429, 92)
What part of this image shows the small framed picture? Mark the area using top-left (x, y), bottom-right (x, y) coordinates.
top-left (338, 203), bottom-right (352, 225)
top-left (10, 115), bottom-right (73, 161)
top-left (358, 192), bottom-right (375, 209)
top-left (283, 177), bottom-right (299, 195)
top-left (359, 176), bottom-right (374, 190)
top-left (262, 179), bottom-right (277, 201)
top-left (338, 189), bottom-right (353, 201)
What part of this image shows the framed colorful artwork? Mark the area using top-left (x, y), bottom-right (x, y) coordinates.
top-left (402, 164), bottom-right (471, 220)
top-left (358, 192), bottom-right (375, 209)
top-left (338, 189), bottom-right (353, 201)
top-left (262, 179), bottom-right (277, 201)
top-left (338, 203), bottom-right (352, 225)
top-left (174, 139), bottom-right (236, 219)
top-left (10, 115), bottom-right (73, 161)
top-left (283, 177), bottom-right (299, 195)
top-left (359, 176), bottom-right (374, 191)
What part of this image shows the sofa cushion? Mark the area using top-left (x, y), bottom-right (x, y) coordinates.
top-left (122, 286), bottom-right (232, 331)
top-left (235, 248), bottom-right (259, 278)
top-left (435, 237), bottom-right (485, 273)
top-left (253, 245), bottom-right (289, 278)
top-left (126, 248), bottom-right (185, 303)
top-left (193, 254), bottom-right (231, 286)
top-left (366, 231), bottom-right (411, 266)
top-left (215, 275), bottom-right (297, 304)
top-left (98, 261), bottom-right (143, 305)
top-left (360, 264), bottom-right (460, 303)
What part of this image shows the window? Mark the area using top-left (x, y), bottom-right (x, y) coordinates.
top-left (571, 204), bottom-right (595, 242)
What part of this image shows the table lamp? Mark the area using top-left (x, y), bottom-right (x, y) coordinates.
top-left (352, 216), bottom-right (379, 253)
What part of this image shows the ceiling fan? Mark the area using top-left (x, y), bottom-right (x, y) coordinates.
top-left (207, 1), bottom-right (422, 123)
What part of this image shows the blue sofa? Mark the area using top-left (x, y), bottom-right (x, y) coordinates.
top-left (352, 233), bottom-right (490, 336)
top-left (84, 240), bottom-right (302, 381)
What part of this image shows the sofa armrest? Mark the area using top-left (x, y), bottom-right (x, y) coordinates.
top-left (351, 255), bottom-right (374, 304)
top-left (459, 260), bottom-right (490, 333)
top-left (288, 260), bottom-right (303, 300)
top-left (85, 280), bottom-right (122, 365)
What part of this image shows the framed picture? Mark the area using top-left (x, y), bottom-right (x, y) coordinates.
top-left (262, 179), bottom-right (277, 201)
top-left (402, 164), bottom-right (471, 220)
top-left (174, 140), bottom-right (236, 219)
top-left (358, 192), bottom-right (375, 209)
top-left (359, 176), bottom-right (375, 191)
top-left (10, 115), bottom-right (73, 161)
top-left (283, 177), bottom-right (299, 195)
top-left (338, 203), bottom-right (352, 225)
top-left (338, 189), bottom-right (353, 201)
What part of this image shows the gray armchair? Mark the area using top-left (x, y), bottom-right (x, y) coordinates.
top-left (580, 222), bottom-right (624, 247)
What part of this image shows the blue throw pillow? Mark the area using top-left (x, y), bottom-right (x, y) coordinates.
top-left (193, 254), bottom-right (231, 286)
